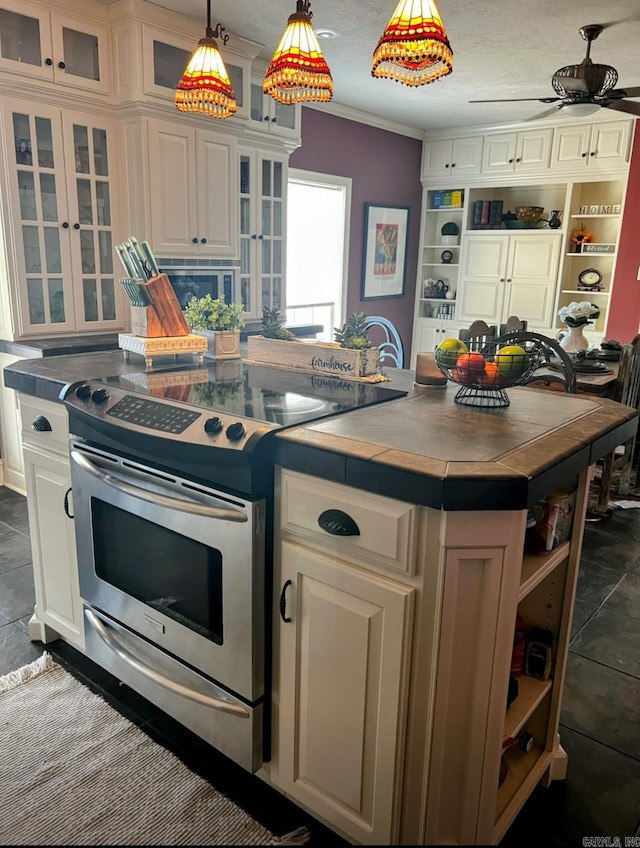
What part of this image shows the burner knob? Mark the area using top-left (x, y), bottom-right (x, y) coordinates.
top-left (91, 388), bottom-right (109, 405)
top-left (75, 384), bottom-right (92, 400)
top-left (204, 416), bottom-right (223, 435)
top-left (226, 422), bottom-right (245, 442)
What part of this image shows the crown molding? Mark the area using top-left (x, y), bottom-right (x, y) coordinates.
top-left (303, 101), bottom-right (424, 141)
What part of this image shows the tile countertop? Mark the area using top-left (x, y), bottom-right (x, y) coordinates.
top-left (3, 350), bottom-right (637, 510)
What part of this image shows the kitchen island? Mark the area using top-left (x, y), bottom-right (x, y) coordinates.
top-left (2, 351), bottom-right (637, 845)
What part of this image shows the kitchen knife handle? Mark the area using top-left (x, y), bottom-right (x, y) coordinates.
top-left (140, 240), bottom-right (160, 276)
top-left (115, 244), bottom-right (137, 278)
top-left (127, 237), bottom-right (150, 279)
top-left (123, 241), bottom-right (146, 280)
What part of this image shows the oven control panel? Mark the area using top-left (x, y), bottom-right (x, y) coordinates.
top-left (63, 381), bottom-right (277, 452)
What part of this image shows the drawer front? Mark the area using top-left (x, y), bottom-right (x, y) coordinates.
top-left (279, 469), bottom-right (417, 575)
top-left (19, 395), bottom-right (70, 455)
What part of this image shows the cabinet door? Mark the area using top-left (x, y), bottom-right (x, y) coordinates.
top-left (62, 112), bottom-right (122, 330)
top-left (481, 133), bottom-right (517, 174)
top-left (196, 130), bottom-right (237, 256)
top-left (516, 128), bottom-right (552, 171)
top-left (451, 136), bottom-right (483, 177)
top-left (551, 123), bottom-right (591, 170)
top-left (249, 81), bottom-right (300, 140)
top-left (503, 235), bottom-right (560, 327)
top-left (50, 12), bottom-right (111, 96)
top-left (0, 354), bottom-right (24, 493)
top-left (23, 445), bottom-right (84, 649)
top-left (275, 540), bottom-right (414, 845)
top-left (422, 139), bottom-right (454, 178)
top-left (590, 121), bottom-right (631, 170)
top-left (147, 120), bottom-right (198, 255)
top-left (412, 322), bottom-right (440, 366)
top-left (4, 103), bottom-right (76, 335)
top-left (458, 236), bottom-right (508, 324)
top-left (0, 1), bottom-right (52, 81)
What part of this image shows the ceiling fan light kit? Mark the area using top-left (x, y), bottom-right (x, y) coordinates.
top-left (371, 0), bottom-right (453, 86)
top-left (263, 0), bottom-right (334, 104)
top-left (469, 23), bottom-right (640, 119)
top-left (175, 1), bottom-right (236, 118)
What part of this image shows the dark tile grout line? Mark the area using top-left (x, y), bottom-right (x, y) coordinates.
top-left (569, 570), bottom-right (630, 644)
top-left (559, 722), bottom-right (640, 765)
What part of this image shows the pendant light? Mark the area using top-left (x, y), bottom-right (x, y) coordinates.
top-left (175, 0), bottom-right (236, 118)
top-left (263, 0), bottom-right (333, 104)
top-left (372, 0), bottom-right (453, 87)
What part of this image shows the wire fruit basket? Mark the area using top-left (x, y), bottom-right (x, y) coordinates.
top-left (435, 340), bottom-right (544, 407)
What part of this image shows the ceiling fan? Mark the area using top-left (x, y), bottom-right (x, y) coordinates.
top-left (470, 24), bottom-right (640, 118)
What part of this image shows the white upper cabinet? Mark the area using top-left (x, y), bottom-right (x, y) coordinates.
top-left (551, 120), bottom-right (631, 173)
top-left (422, 136), bottom-right (483, 180)
top-left (249, 79), bottom-right (301, 142)
top-left (0, 0), bottom-right (111, 96)
top-left (482, 128), bottom-right (553, 175)
top-left (146, 119), bottom-right (238, 258)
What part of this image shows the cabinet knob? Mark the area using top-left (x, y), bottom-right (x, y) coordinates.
top-left (500, 278), bottom-right (505, 282)
top-left (192, 237), bottom-right (199, 244)
top-left (507, 278), bottom-right (512, 282)
top-left (515, 158), bottom-right (521, 163)
top-left (45, 58), bottom-right (53, 66)
top-left (251, 234), bottom-right (257, 239)
top-left (73, 223), bottom-right (80, 230)
top-left (581, 152), bottom-right (587, 158)
top-left (508, 158), bottom-right (514, 164)
top-left (263, 116), bottom-right (270, 122)
top-left (32, 415), bottom-right (52, 432)
top-left (590, 151), bottom-right (596, 157)
top-left (258, 234), bottom-right (264, 240)
top-left (271, 117), bottom-right (277, 123)
top-left (200, 238), bottom-right (207, 244)
top-left (445, 163), bottom-right (449, 168)
top-left (58, 61), bottom-right (66, 70)
top-left (62, 221), bottom-right (69, 229)
top-left (451, 162), bottom-right (456, 167)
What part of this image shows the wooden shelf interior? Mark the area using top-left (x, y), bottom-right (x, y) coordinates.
top-left (519, 541), bottom-right (570, 602)
top-left (504, 678), bottom-right (552, 741)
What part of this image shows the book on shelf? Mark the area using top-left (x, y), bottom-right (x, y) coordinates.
top-left (432, 191), bottom-right (443, 209)
top-left (473, 200), bottom-right (484, 227)
top-left (490, 200), bottom-right (504, 227)
top-left (480, 200), bottom-right (491, 226)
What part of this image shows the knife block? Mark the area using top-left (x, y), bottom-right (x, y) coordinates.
top-left (141, 274), bottom-right (190, 337)
top-left (130, 305), bottom-right (165, 338)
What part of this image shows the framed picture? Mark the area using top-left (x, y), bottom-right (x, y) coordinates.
top-left (589, 205), bottom-right (599, 215)
top-left (600, 204), bottom-right (611, 214)
top-left (612, 204), bottom-right (621, 214)
top-left (361, 203), bottom-right (410, 300)
top-left (578, 205), bottom-right (588, 215)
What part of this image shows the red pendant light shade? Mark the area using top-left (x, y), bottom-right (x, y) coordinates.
top-left (263, 0), bottom-right (333, 104)
top-left (372, 0), bottom-right (453, 87)
top-left (175, 1), bottom-right (236, 118)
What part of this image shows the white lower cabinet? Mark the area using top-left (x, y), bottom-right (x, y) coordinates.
top-left (273, 539), bottom-right (414, 845)
top-left (411, 319), bottom-right (462, 367)
top-left (19, 395), bottom-right (83, 649)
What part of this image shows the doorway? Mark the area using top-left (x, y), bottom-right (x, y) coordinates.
top-left (286, 170), bottom-right (351, 341)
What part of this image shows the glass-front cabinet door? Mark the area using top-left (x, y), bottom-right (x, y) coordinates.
top-left (239, 147), bottom-right (287, 318)
top-left (249, 81), bottom-right (300, 140)
top-left (0, 2), bottom-right (110, 95)
top-left (3, 101), bottom-right (122, 336)
top-left (62, 116), bottom-right (118, 330)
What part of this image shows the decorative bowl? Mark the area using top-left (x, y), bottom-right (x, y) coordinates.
top-left (515, 206), bottom-right (544, 223)
top-left (435, 340), bottom-right (543, 408)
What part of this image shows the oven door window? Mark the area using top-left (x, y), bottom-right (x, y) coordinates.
top-left (91, 499), bottom-right (223, 644)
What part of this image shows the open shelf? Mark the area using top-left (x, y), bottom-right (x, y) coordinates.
top-left (519, 541), bottom-right (570, 602)
top-left (504, 677), bottom-right (552, 741)
top-left (494, 747), bottom-right (551, 842)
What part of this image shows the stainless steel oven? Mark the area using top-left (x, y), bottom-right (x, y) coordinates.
top-left (63, 361), bottom-right (407, 773)
top-left (70, 440), bottom-right (265, 772)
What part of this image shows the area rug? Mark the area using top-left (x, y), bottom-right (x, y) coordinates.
top-left (0, 654), bottom-right (307, 846)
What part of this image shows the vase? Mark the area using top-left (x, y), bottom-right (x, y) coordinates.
top-left (548, 210), bottom-right (562, 229)
top-left (574, 243), bottom-right (582, 253)
top-left (193, 329), bottom-right (241, 360)
top-left (557, 325), bottom-right (589, 353)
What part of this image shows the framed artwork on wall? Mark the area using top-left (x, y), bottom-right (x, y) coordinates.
top-left (361, 203), bottom-right (410, 300)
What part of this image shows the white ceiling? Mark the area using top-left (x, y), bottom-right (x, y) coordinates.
top-left (128, 0), bottom-right (640, 134)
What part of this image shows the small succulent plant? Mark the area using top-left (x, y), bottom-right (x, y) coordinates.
top-left (261, 306), bottom-right (295, 340)
top-left (333, 312), bottom-right (372, 350)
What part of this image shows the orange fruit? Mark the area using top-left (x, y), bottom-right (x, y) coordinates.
top-left (478, 361), bottom-right (500, 388)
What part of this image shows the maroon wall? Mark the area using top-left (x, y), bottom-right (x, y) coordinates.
top-left (607, 121), bottom-right (640, 343)
top-left (290, 108), bottom-right (422, 361)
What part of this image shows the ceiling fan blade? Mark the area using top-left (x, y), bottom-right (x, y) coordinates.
top-left (603, 99), bottom-right (640, 116)
top-left (608, 86), bottom-right (640, 99)
top-left (469, 97), bottom-right (561, 103)
top-left (553, 75), bottom-right (589, 94)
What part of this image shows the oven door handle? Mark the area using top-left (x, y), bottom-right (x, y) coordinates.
top-left (85, 609), bottom-right (251, 718)
top-left (71, 450), bottom-right (248, 523)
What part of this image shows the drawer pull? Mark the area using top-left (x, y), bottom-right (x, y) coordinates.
top-left (64, 487), bottom-right (74, 519)
top-left (318, 509), bottom-right (360, 537)
top-left (279, 579), bottom-right (292, 623)
top-left (32, 415), bottom-right (52, 432)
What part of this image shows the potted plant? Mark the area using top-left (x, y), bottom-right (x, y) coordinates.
top-left (441, 221), bottom-right (460, 245)
top-left (184, 294), bottom-right (244, 360)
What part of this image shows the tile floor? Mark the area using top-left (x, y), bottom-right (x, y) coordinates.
top-left (1, 482), bottom-right (639, 845)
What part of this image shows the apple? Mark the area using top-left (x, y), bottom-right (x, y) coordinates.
top-left (455, 352), bottom-right (486, 383)
top-left (435, 337), bottom-right (468, 370)
top-left (495, 345), bottom-right (529, 380)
